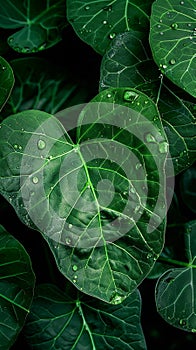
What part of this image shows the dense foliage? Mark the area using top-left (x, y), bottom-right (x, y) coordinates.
top-left (0, 0), bottom-right (195, 349)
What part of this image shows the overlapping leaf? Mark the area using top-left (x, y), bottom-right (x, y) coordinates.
top-left (155, 220), bottom-right (196, 332)
top-left (0, 0), bottom-right (66, 53)
top-left (0, 225), bottom-right (35, 350)
top-left (24, 284), bottom-right (146, 349)
top-left (149, 0), bottom-right (196, 97)
top-left (0, 89), bottom-right (168, 303)
top-left (100, 31), bottom-right (196, 174)
top-left (1, 57), bottom-right (90, 119)
top-left (67, 0), bottom-right (153, 54)
top-left (0, 56), bottom-right (14, 112)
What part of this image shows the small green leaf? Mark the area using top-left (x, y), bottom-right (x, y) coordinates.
top-left (1, 57), bottom-right (90, 119)
top-left (0, 225), bottom-right (35, 350)
top-left (24, 284), bottom-right (146, 349)
top-left (0, 56), bottom-right (14, 112)
top-left (67, 0), bottom-right (153, 54)
top-left (149, 0), bottom-right (196, 98)
top-left (155, 220), bottom-right (196, 332)
top-left (100, 31), bottom-right (196, 174)
top-left (0, 0), bottom-right (66, 53)
top-left (0, 88), bottom-right (168, 303)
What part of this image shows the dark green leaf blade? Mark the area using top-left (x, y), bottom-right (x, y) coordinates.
top-left (100, 31), bottom-right (196, 174)
top-left (149, 0), bottom-right (196, 98)
top-left (0, 93), bottom-right (168, 303)
top-left (67, 0), bottom-right (153, 55)
top-left (180, 165), bottom-right (196, 214)
top-left (25, 284), bottom-right (146, 350)
top-left (155, 220), bottom-right (196, 332)
top-left (1, 57), bottom-right (90, 119)
top-left (0, 225), bottom-right (35, 350)
top-left (0, 56), bottom-right (14, 112)
top-left (0, 0), bottom-right (66, 53)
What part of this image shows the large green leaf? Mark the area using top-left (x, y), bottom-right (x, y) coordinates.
top-left (155, 220), bottom-right (196, 332)
top-left (0, 88), bottom-right (168, 303)
top-left (0, 56), bottom-right (14, 112)
top-left (100, 31), bottom-right (196, 174)
top-left (24, 284), bottom-right (146, 349)
top-left (1, 57), bottom-right (90, 120)
top-left (149, 0), bottom-right (196, 98)
top-left (0, 0), bottom-right (66, 53)
top-left (66, 0), bottom-right (153, 55)
top-left (0, 225), bottom-right (35, 350)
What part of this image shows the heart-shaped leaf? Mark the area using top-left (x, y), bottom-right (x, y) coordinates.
top-left (0, 88), bottom-right (169, 303)
top-left (0, 56), bottom-right (14, 112)
top-left (0, 0), bottom-right (66, 53)
top-left (155, 220), bottom-right (196, 332)
top-left (67, 0), bottom-right (153, 54)
top-left (0, 225), bottom-right (35, 350)
top-left (100, 31), bottom-right (196, 174)
top-left (24, 284), bottom-right (146, 349)
top-left (149, 0), bottom-right (196, 98)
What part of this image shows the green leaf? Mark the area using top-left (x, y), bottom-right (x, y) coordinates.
top-left (24, 284), bottom-right (146, 349)
top-left (0, 224), bottom-right (35, 350)
top-left (1, 57), bottom-right (90, 119)
top-left (67, 0), bottom-right (153, 55)
top-left (100, 31), bottom-right (196, 174)
top-left (180, 165), bottom-right (196, 214)
top-left (0, 0), bottom-right (66, 53)
top-left (0, 90), bottom-right (168, 303)
top-left (155, 220), bottom-right (196, 332)
top-left (149, 0), bottom-right (196, 98)
top-left (0, 56), bottom-right (14, 112)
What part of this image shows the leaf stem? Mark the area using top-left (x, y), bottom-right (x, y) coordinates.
top-left (158, 256), bottom-right (196, 268)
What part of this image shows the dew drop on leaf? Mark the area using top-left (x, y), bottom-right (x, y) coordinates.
top-left (68, 223), bottom-right (73, 229)
top-left (103, 20), bottom-right (108, 25)
top-left (72, 265), bottom-right (78, 272)
top-left (179, 319), bottom-right (186, 326)
top-left (123, 91), bottom-right (139, 102)
top-left (32, 176), bottom-right (39, 184)
top-left (170, 59), bottom-right (176, 65)
top-left (158, 141), bottom-right (168, 153)
top-left (110, 293), bottom-right (124, 304)
top-left (171, 23), bottom-right (178, 29)
top-left (65, 238), bottom-right (71, 245)
top-left (37, 139), bottom-right (46, 150)
top-left (109, 33), bottom-right (116, 39)
top-left (85, 5), bottom-right (90, 10)
top-left (144, 133), bottom-right (156, 143)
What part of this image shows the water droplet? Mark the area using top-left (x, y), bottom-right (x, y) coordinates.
top-left (65, 238), bottom-right (71, 245)
top-left (103, 20), bottom-right (108, 25)
top-left (74, 275), bottom-right (78, 279)
top-left (187, 23), bottom-right (192, 27)
top-left (157, 24), bottom-right (161, 28)
top-left (72, 265), bottom-right (78, 272)
top-left (85, 5), bottom-right (90, 10)
top-left (191, 329), bottom-right (196, 333)
top-left (68, 223), bottom-right (73, 229)
top-left (144, 100), bottom-right (149, 104)
top-left (32, 176), bottom-right (39, 184)
top-left (179, 319), bottom-right (186, 326)
top-left (8, 37), bottom-right (14, 43)
top-left (180, 1), bottom-right (184, 4)
top-left (73, 279), bottom-right (77, 283)
top-left (159, 141), bottom-right (168, 153)
top-left (169, 58), bottom-right (176, 65)
top-left (18, 145), bottom-right (22, 150)
top-left (37, 139), bottom-right (46, 150)
top-left (109, 33), bottom-right (116, 39)
top-left (147, 253), bottom-right (152, 259)
top-left (123, 91), bottom-right (139, 102)
top-left (145, 133), bottom-right (156, 143)
top-left (110, 293), bottom-right (124, 305)
top-left (107, 93), bottom-right (112, 98)
top-left (136, 102), bottom-right (140, 106)
top-left (14, 144), bottom-right (18, 149)
top-left (136, 163), bottom-right (142, 170)
top-left (171, 23), bottom-right (178, 29)
top-left (159, 19), bottom-right (163, 23)
top-left (160, 32), bottom-right (164, 35)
